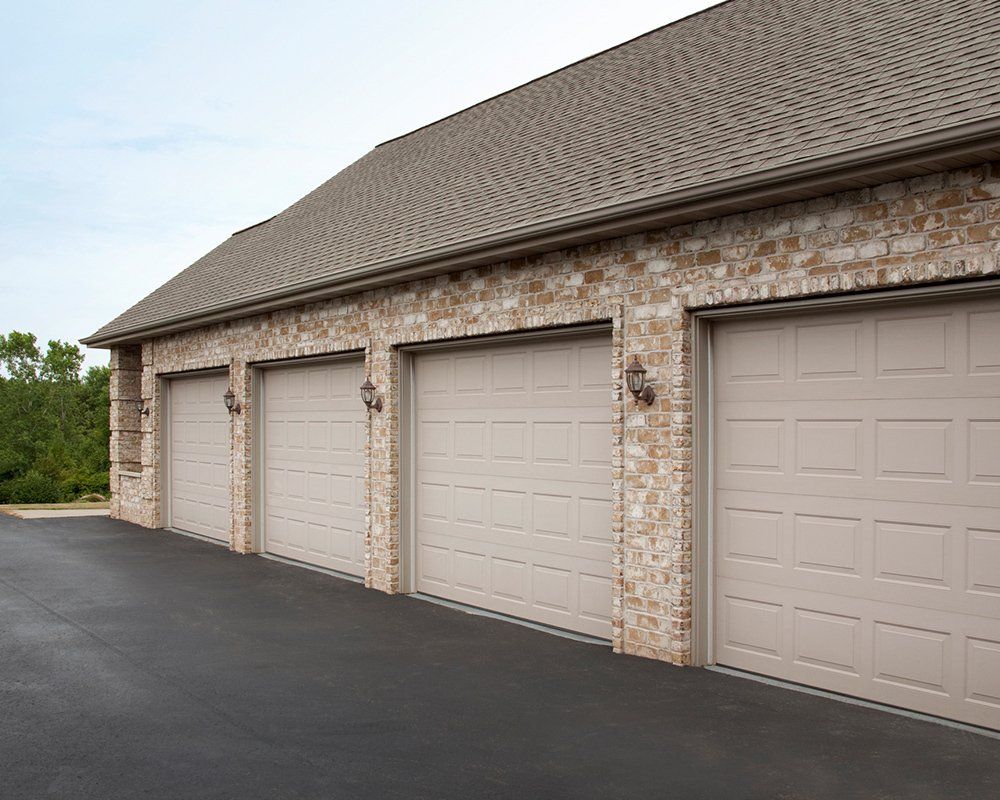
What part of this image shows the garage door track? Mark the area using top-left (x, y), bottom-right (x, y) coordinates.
top-left (1, 515), bottom-right (997, 799)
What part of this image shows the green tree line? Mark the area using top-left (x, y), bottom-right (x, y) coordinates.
top-left (0, 331), bottom-right (110, 503)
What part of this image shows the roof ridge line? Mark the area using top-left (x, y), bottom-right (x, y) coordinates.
top-left (231, 216), bottom-right (275, 236)
top-left (373, 0), bottom-right (731, 148)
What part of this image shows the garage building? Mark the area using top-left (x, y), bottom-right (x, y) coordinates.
top-left (84, 0), bottom-right (1000, 730)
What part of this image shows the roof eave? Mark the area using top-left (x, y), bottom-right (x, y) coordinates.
top-left (82, 115), bottom-right (1000, 348)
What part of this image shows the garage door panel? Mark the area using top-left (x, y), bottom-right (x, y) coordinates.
top-left (417, 475), bottom-right (612, 561)
top-left (168, 373), bottom-right (231, 542)
top-left (416, 467), bottom-right (613, 495)
top-left (717, 398), bottom-right (994, 506)
top-left (417, 530), bottom-right (612, 638)
top-left (717, 487), bottom-right (1000, 619)
top-left (416, 343), bottom-right (611, 397)
top-left (416, 392), bottom-right (613, 409)
top-left (415, 414), bottom-right (612, 484)
top-left (716, 576), bottom-right (1000, 728)
top-left (416, 458), bottom-right (610, 487)
top-left (413, 332), bottom-right (613, 637)
top-left (713, 294), bottom-right (1000, 729)
top-left (716, 298), bottom-right (999, 403)
top-left (263, 358), bottom-right (366, 577)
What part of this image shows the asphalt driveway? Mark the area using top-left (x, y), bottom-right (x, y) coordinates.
top-left (1, 515), bottom-right (997, 800)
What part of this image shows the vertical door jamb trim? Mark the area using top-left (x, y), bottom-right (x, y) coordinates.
top-left (250, 365), bottom-right (264, 553)
top-left (398, 349), bottom-right (417, 594)
top-left (691, 314), bottom-right (714, 666)
top-left (159, 375), bottom-right (171, 529)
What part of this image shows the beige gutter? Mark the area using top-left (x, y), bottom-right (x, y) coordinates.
top-left (82, 115), bottom-right (1000, 347)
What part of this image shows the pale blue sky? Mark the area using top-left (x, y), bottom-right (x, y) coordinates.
top-left (1, 0), bottom-right (715, 368)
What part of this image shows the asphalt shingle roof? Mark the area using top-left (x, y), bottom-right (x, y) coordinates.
top-left (87, 0), bottom-right (1000, 342)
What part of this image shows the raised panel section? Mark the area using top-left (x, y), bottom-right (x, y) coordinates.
top-left (492, 423), bottom-right (526, 462)
top-left (793, 514), bottom-right (860, 576)
top-left (453, 551), bottom-right (485, 593)
top-left (794, 608), bottom-right (860, 675)
top-left (969, 421), bottom-right (1000, 485)
top-left (966, 638), bottom-right (1000, 708)
top-left (454, 486), bottom-right (486, 527)
top-left (721, 328), bottom-right (784, 383)
top-left (967, 528), bottom-right (1000, 596)
top-left (795, 420), bottom-right (861, 477)
top-left (533, 422), bottom-right (571, 465)
top-left (724, 596), bottom-right (782, 658)
top-left (722, 508), bottom-right (781, 565)
top-left (725, 420), bottom-right (784, 473)
top-left (454, 356), bottom-right (486, 394)
top-left (579, 423), bottom-right (611, 467)
top-left (875, 521), bottom-right (949, 588)
top-left (533, 494), bottom-right (570, 538)
top-left (533, 566), bottom-right (571, 613)
top-left (492, 490), bottom-right (526, 532)
top-left (578, 497), bottom-right (612, 544)
top-left (417, 358), bottom-right (449, 395)
top-left (533, 348), bottom-right (571, 392)
top-left (420, 544), bottom-right (449, 586)
top-left (578, 345), bottom-right (610, 390)
top-left (874, 623), bottom-right (949, 695)
top-left (968, 310), bottom-right (1000, 375)
top-left (795, 322), bottom-right (861, 381)
top-left (454, 422), bottom-right (486, 460)
top-left (328, 421), bottom-right (352, 452)
top-left (876, 315), bottom-right (950, 377)
top-left (419, 483), bottom-right (449, 522)
top-left (492, 353), bottom-right (526, 393)
top-left (492, 558), bottom-right (526, 603)
top-left (420, 422), bottom-right (449, 458)
top-left (876, 420), bottom-right (952, 482)
top-left (579, 574), bottom-right (613, 623)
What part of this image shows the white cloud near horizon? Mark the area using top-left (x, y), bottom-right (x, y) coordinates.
top-left (0, 0), bottom-right (717, 369)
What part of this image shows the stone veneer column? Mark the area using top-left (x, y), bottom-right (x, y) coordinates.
top-left (230, 358), bottom-right (254, 553)
top-left (108, 345), bottom-right (143, 521)
top-left (366, 338), bottom-right (398, 592)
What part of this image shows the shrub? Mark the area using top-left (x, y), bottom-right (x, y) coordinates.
top-left (58, 469), bottom-right (110, 501)
top-left (0, 471), bottom-right (61, 504)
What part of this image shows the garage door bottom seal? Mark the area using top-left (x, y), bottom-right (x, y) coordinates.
top-left (410, 593), bottom-right (611, 646)
top-left (167, 527), bottom-right (229, 548)
top-left (707, 665), bottom-right (1000, 739)
top-left (258, 553), bottom-right (365, 584)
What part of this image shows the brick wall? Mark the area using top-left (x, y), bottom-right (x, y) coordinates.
top-left (108, 162), bottom-right (1000, 663)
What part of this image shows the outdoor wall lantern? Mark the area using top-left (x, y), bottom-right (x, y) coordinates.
top-left (135, 400), bottom-right (150, 417)
top-left (360, 378), bottom-right (383, 413)
top-left (625, 357), bottom-right (656, 405)
top-left (222, 388), bottom-right (241, 415)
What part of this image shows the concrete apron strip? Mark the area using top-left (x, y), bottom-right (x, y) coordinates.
top-left (707, 665), bottom-right (1000, 740)
top-left (8, 508), bottom-right (110, 519)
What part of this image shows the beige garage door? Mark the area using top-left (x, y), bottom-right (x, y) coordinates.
top-left (262, 358), bottom-right (367, 577)
top-left (411, 332), bottom-right (614, 638)
top-left (712, 293), bottom-right (1000, 729)
top-left (168, 372), bottom-right (231, 542)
